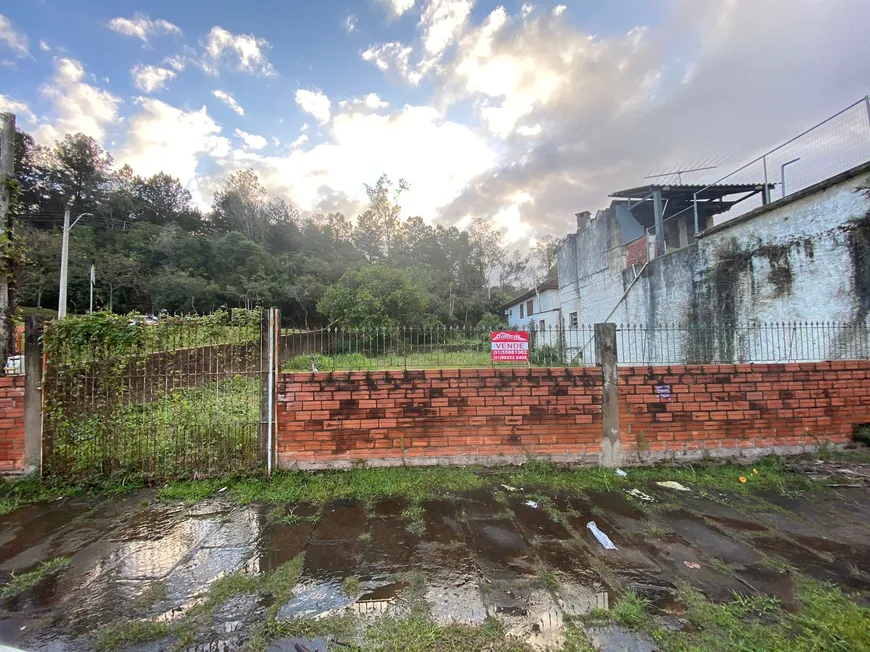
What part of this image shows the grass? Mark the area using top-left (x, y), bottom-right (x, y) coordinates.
top-left (402, 504), bottom-right (426, 535)
top-left (609, 590), bottom-right (651, 627)
top-left (132, 580), bottom-right (167, 610)
top-left (342, 575), bottom-right (364, 597)
top-left (94, 620), bottom-right (172, 651)
top-left (540, 569), bottom-right (559, 591)
top-left (1, 557), bottom-right (70, 598)
top-left (642, 520), bottom-right (671, 538)
top-left (648, 578), bottom-right (870, 652)
top-left (46, 377), bottom-right (261, 480)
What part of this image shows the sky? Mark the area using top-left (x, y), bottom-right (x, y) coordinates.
top-left (1, 0), bottom-right (869, 244)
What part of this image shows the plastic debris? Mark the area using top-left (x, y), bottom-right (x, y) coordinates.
top-left (524, 500), bottom-right (539, 509)
top-left (626, 488), bottom-right (655, 502)
top-left (614, 468), bottom-right (628, 477)
top-left (656, 481), bottom-right (691, 492)
top-left (739, 476), bottom-right (748, 483)
top-left (587, 521), bottom-right (618, 550)
top-left (217, 487), bottom-right (228, 493)
top-left (502, 484), bottom-right (520, 492)
top-left (683, 561), bottom-right (701, 569)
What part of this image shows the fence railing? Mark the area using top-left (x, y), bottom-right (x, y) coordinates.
top-left (279, 321), bottom-right (870, 371)
top-left (280, 325), bottom-right (598, 371)
top-left (616, 321), bottom-right (870, 365)
top-left (691, 97), bottom-right (870, 227)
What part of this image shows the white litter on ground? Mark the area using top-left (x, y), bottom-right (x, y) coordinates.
top-left (656, 481), bottom-right (691, 492)
top-left (587, 521), bottom-right (618, 550)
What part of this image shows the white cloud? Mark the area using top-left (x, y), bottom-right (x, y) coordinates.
top-left (516, 124), bottom-right (541, 136)
top-left (163, 55), bottom-right (186, 72)
top-left (235, 128), bottom-right (268, 150)
top-left (345, 15), bottom-right (357, 33)
top-left (34, 58), bottom-right (121, 144)
top-left (201, 27), bottom-right (275, 76)
top-left (379, 0), bottom-right (416, 17)
top-left (362, 42), bottom-right (422, 85)
top-left (553, 5), bottom-right (567, 17)
top-left (0, 13), bottom-right (29, 57)
top-left (107, 13), bottom-right (181, 44)
top-left (211, 102), bottom-right (495, 221)
top-left (272, 137), bottom-right (281, 147)
top-left (39, 40), bottom-right (50, 52)
top-left (212, 89), bottom-right (245, 116)
top-left (119, 98), bottom-right (230, 207)
top-left (131, 64), bottom-right (176, 93)
top-left (290, 133), bottom-right (308, 149)
top-left (0, 94), bottom-right (35, 122)
top-left (362, 0), bottom-right (472, 83)
top-left (338, 93), bottom-right (390, 113)
top-left (295, 89), bottom-right (331, 124)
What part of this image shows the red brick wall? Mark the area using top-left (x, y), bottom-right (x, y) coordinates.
top-left (625, 236), bottom-right (648, 267)
top-left (277, 361), bottom-right (870, 468)
top-left (619, 361), bottom-right (870, 454)
top-left (277, 368), bottom-right (602, 468)
top-left (0, 376), bottom-right (26, 474)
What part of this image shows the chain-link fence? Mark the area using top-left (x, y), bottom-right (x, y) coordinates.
top-left (692, 97), bottom-right (870, 225)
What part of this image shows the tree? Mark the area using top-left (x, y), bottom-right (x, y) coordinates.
top-left (353, 174), bottom-right (408, 262)
top-left (531, 235), bottom-right (559, 280)
top-left (317, 266), bottom-right (429, 329)
top-left (18, 229), bottom-right (61, 308)
top-left (50, 133), bottom-right (114, 213)
top-left (211, 169), bottom-right (270, 242)
top-left (468, 216), bottom-right (504, 298)
top-left (94, 252), bottom-right (142, 312)
top-left (133, 172), bottom-right (201, 229)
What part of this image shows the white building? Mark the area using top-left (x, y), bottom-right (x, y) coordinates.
top-left (500, 277), bottom-right (561, 331)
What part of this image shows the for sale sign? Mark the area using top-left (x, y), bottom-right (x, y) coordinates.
top-left (491, 331), bottom-right (530, 362)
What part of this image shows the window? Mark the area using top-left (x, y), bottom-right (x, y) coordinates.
top-left (569, 312), bottom-right (579, 327)
top-left (526, 299), bottom-right (534, 316)
top-left (539, 320), bottom-right (545, 331)
top-left (519, 303), bottom-right (524, 319)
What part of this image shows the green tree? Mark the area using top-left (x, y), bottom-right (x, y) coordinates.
top-left (317, 266), bottom-right (429, 328)
top-left (353, 174), bottom-right (408, 262)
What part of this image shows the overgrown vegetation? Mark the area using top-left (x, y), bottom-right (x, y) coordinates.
top-left (648, 579), bottom-right (870, 651)
top-left (0, 557), bottom-right (70, 599)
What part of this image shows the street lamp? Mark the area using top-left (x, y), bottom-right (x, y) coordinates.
top-left (57, 205), bottom-right (92, 319)
top-left (780, 158), bottom-right (801, 199)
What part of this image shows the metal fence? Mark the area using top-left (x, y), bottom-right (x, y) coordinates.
top-left (280, 325), bottom-right (598, 371)
top-left (42, 310), bottom-right (266, 479)
top-left (616, 321), bottom-right (870, 365)
top-left (693, 97), bottom-right (870, 225)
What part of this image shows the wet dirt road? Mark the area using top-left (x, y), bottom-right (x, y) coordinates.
top-left (2, 481), bottom-right (870, 651)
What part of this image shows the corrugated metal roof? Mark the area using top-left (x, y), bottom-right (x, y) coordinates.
top-left (609, 183), bottom-right (771, 198)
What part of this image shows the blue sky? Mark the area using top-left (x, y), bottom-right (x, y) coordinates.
top-left (1, 0), bottom-right (868, 241)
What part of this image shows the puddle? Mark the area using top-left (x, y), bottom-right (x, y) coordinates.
top-left (663, 510), bottom-right (762, 566)
top-left (461, 487), bottom-right (508, 520)
top-left (302, 541), bottom-right (360, 582)
top-left (358, 518), bottom-right (416, 574)
top-left (255, 521), bottom-right (314, 574)
top-left (310, 501), bottom-right (366, 541)
top-left (421, 499), bottom-right (465, 544)
top-left (509, 496), bottom-right (572, 541)
top-left (753, 536), bottom-right (870, 592)
top-left (370, 497), bottom-right (408, 519)
top-left (467, 518), bottom-right (537, 579)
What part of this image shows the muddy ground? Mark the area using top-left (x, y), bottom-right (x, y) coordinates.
top-left (2, 464), bottom-right (870, 651)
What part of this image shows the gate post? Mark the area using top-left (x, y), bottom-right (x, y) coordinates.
top-left (595, 322), bottom-right (622, 468)
top-left (24, 315), bottom-right (46, 476)
top-left (260, 309), bottom-right (280, 476)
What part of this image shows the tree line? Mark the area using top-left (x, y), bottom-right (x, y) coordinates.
top-left (13, 129), bottom-right (559, 328)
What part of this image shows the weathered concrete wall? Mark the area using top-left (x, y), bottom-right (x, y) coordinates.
top-left (556, 163), bottom-right (870, 362)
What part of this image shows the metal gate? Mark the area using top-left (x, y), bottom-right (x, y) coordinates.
top-left (42, 309), bottom-right (275, 480)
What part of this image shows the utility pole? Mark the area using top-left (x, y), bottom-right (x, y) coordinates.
top-left (0, 112), bottom-right (15, 364)
top-left (57, 206), bottom-right (92, 319)
top-left (58, 204), bottom-right (71, 319)
top-left (89, 264), bottom-right (95, 313)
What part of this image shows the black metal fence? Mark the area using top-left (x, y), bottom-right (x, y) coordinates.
top-left (616, 321), bottom-right (870, 365)
top-left (280, 325), bottom-right (599, 371)
top-left (42, 310), bottom-right (265, 479)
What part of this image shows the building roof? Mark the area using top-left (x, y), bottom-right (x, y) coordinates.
top-left (499, 278), bottom-right (559, 312)
top-left (607, 183), bottom-right (774, 230)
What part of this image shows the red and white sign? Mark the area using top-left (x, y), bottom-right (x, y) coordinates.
top-left (491, 331), bottom-right (530, 362)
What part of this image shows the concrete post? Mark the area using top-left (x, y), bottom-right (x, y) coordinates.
top-left (23, 316), bottom-right (46, 475)
top-left (595, 322), bottom-right (621, 468)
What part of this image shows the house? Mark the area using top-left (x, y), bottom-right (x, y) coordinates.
top-left (500, 276), bottom-right (561, 331)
